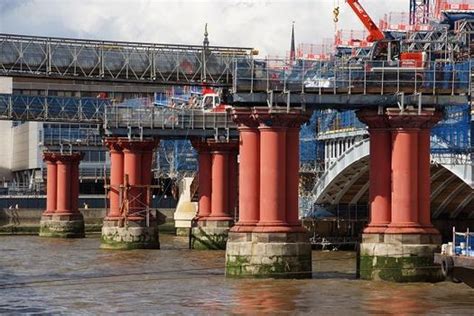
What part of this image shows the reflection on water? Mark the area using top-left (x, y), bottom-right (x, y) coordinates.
top-left (0, 235), bottom-right (473, 314)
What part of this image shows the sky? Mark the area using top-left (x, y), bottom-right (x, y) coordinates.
top-left (0, 0), bottom-right (407, 56)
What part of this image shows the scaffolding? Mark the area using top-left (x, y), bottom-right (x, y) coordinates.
top-left (291, 42), bottom-right (333, 61)
top-left (335, 30), bottom-right (371, 49)
top-left (379, 12), bottom-right (432, 32)
top-left (431, 103), bottom-right (472, 157)
top-left (435, 0), bottom-right (474, 19)
top-left (156, 140), bottom-right (197, 179)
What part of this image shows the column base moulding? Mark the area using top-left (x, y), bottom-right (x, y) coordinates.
top-left (191, 219), bottom-right (234, 250)
top-left (359, 233), bottom-right (444, 282)
top-left (39, 213), bottom-right (85, 238)
top-left (100, 218), bottom-right (160, 250)
top-left (225, 231), bottom-right (312, 279)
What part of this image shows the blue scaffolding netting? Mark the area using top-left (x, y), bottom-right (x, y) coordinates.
top-left (300, 112), bottom-right (318, 164)
top-left (298, 103), bottom-right (472, 217)
top-left (156, 140), bottom-right (197, 176)
top-left (431, 104), bottom-right (472, 154)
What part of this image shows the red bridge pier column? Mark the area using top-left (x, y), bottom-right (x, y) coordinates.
top-left (356, 110), bottom-right (392, 235)
top-left (231, 110), bottom-right (260, 231)
top-left (190, 139), bottom-right (238, 250)
top-left (43, 153), bottom-right (58, 215)
top-left (101, 138), bottom-right (160, 250)
top-left (105, 138), bottom-right (124, 219)
top-left (418, 128), bottom-right (439, 234)
top-left (39, 152), bottom-right (85, 238)
top-left (228, 148), bottom-right (238, 219)
top-left (210, 149), bottom-right (230, 220)
top-left (226, 108), bottom-right (312, 278)
top-left (192, 141), bottom-right (212, 219)
top-left (358, 108), bottom-right (444, 282)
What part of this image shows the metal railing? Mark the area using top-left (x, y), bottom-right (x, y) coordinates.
top-left (0, 94), bottom-right (110, 122)
top-left (233, 59), bottom-right (472, 96)
top-left (0, 33), bottom-right (253, 86)
top-left (104, 105), bottom-right (235, 131)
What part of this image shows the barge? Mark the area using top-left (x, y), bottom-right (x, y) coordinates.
top-left (435, 228), bottom-right (474, 288)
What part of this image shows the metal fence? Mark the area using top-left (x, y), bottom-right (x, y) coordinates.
top-left (0, 94), bottom-right (110, 122)
top-left (0, 33), bottom-right (253, 86)
top-left (233, 59), bottom-right (472, 96)
top-left (104, 105), bottom-right (235, 131)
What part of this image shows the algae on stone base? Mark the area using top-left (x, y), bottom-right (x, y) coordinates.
top-left (360, 255), bottom-right (444, 282)
top-left (100, 225), bottom-right (160, 250)
top-left (225, 231), bottom-right (313, 279)
top-left (39, 219), bottom-right (85, 238)
top-left (100, 234), bottom-right (160, 250)
top-left (190, 221), bottom-right (232, 250)
top-left (191, 227), bottom-right (229, 250)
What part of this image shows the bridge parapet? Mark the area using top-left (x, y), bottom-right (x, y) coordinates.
top-left (104, 105), bottom-right (237, 139)
top-left (0, 94), bottom-right (109, 123)
top-left (233, 59), bottom-right (472, 108)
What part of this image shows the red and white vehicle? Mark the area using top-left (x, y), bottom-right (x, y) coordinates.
top-left (200, 87), bottom-right (229, 113)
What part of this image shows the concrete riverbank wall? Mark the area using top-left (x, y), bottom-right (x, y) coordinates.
top-left (0, 208), bottom-right (176, 234)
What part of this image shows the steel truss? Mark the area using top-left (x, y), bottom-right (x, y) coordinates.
top-left (0, 33), bottom-right (253, 86)
top-left (0, 94), bottom-right (108, 122)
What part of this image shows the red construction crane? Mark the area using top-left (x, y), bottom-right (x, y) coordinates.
top-left (346, 0), bottom-right (385, 42)
top-left (345, 0), bottom-right (425, 67)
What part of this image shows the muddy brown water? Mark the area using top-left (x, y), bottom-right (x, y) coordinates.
top-left (0, 235), bottom-right (473, 314)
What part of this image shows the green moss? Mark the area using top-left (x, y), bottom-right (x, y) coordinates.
top-left (226, 255), bottom-right (251, 276)
top-left (191, 228), bottom-right (228, 250)
top-left (100, 229), bottom-right (160, 250)
top-left (100, 238), bottom-right (160, 250)
top-left (226, 254), bottom-right (312, 279)
top-left (360, 255), bottom-right (444, 282)
top-left (39, 221), bottom-right (85, 238)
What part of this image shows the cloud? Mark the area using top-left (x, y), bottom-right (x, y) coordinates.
top-left (0, 0), bottom-right (34, 14)
top-left (0, 0), bottom-right (407, 56)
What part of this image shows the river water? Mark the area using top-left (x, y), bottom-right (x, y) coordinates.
top-left (0, 235), bottom-right (473, 315)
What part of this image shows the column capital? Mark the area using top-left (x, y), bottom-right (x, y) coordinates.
top-left (191, 138), bottom-right (213, 153)
top-left (105, 137), bottom-right (122, 152)
top-left (118, 138), bottom-right (158, 152)
top-left (45, 152), bottom-right (83, 164)
top-left (191, 139), bottom-right (238, 153)
top-left (356, 109), bottom-right (390, 129)
top-left (43, 152), bottom-right (58, 163)
top-left (209, 140), bottom-right (239, 154)
top-left (386, 108), bottom-right (443, 129)
top-left (252, 107), bottom-right (311, 128)
top-left (232, 108), bottom-right (259, 128)
top-left (59, 153), bottom-right (83, 164)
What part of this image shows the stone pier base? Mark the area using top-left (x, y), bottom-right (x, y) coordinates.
top-left (191, 219), bottom-right (233, 250)
top-left (176, 227), bottom-right (192, 236)
top-left (225, 231), bottom-right (312, 278)
top-left (39, 213), bottom-right (85, 238)
top-left (100, 219), bottom-right (160, 250)
top-left (360, 233), bottom-right (444, 282)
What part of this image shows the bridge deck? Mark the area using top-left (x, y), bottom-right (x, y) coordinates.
top-left (233, 59), bottom-right (472, 108)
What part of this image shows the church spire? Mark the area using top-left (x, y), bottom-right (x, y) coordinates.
top-left (203, 23), bottom-right (209, 47)
top-left (290, 21), bottom-right (295, 61)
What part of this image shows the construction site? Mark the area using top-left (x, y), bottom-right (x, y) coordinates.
top-left (0, 0), bottom-right (473, 313)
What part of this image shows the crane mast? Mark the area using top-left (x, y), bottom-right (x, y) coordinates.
top-left (346, 0), bottom-right (385, 42)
